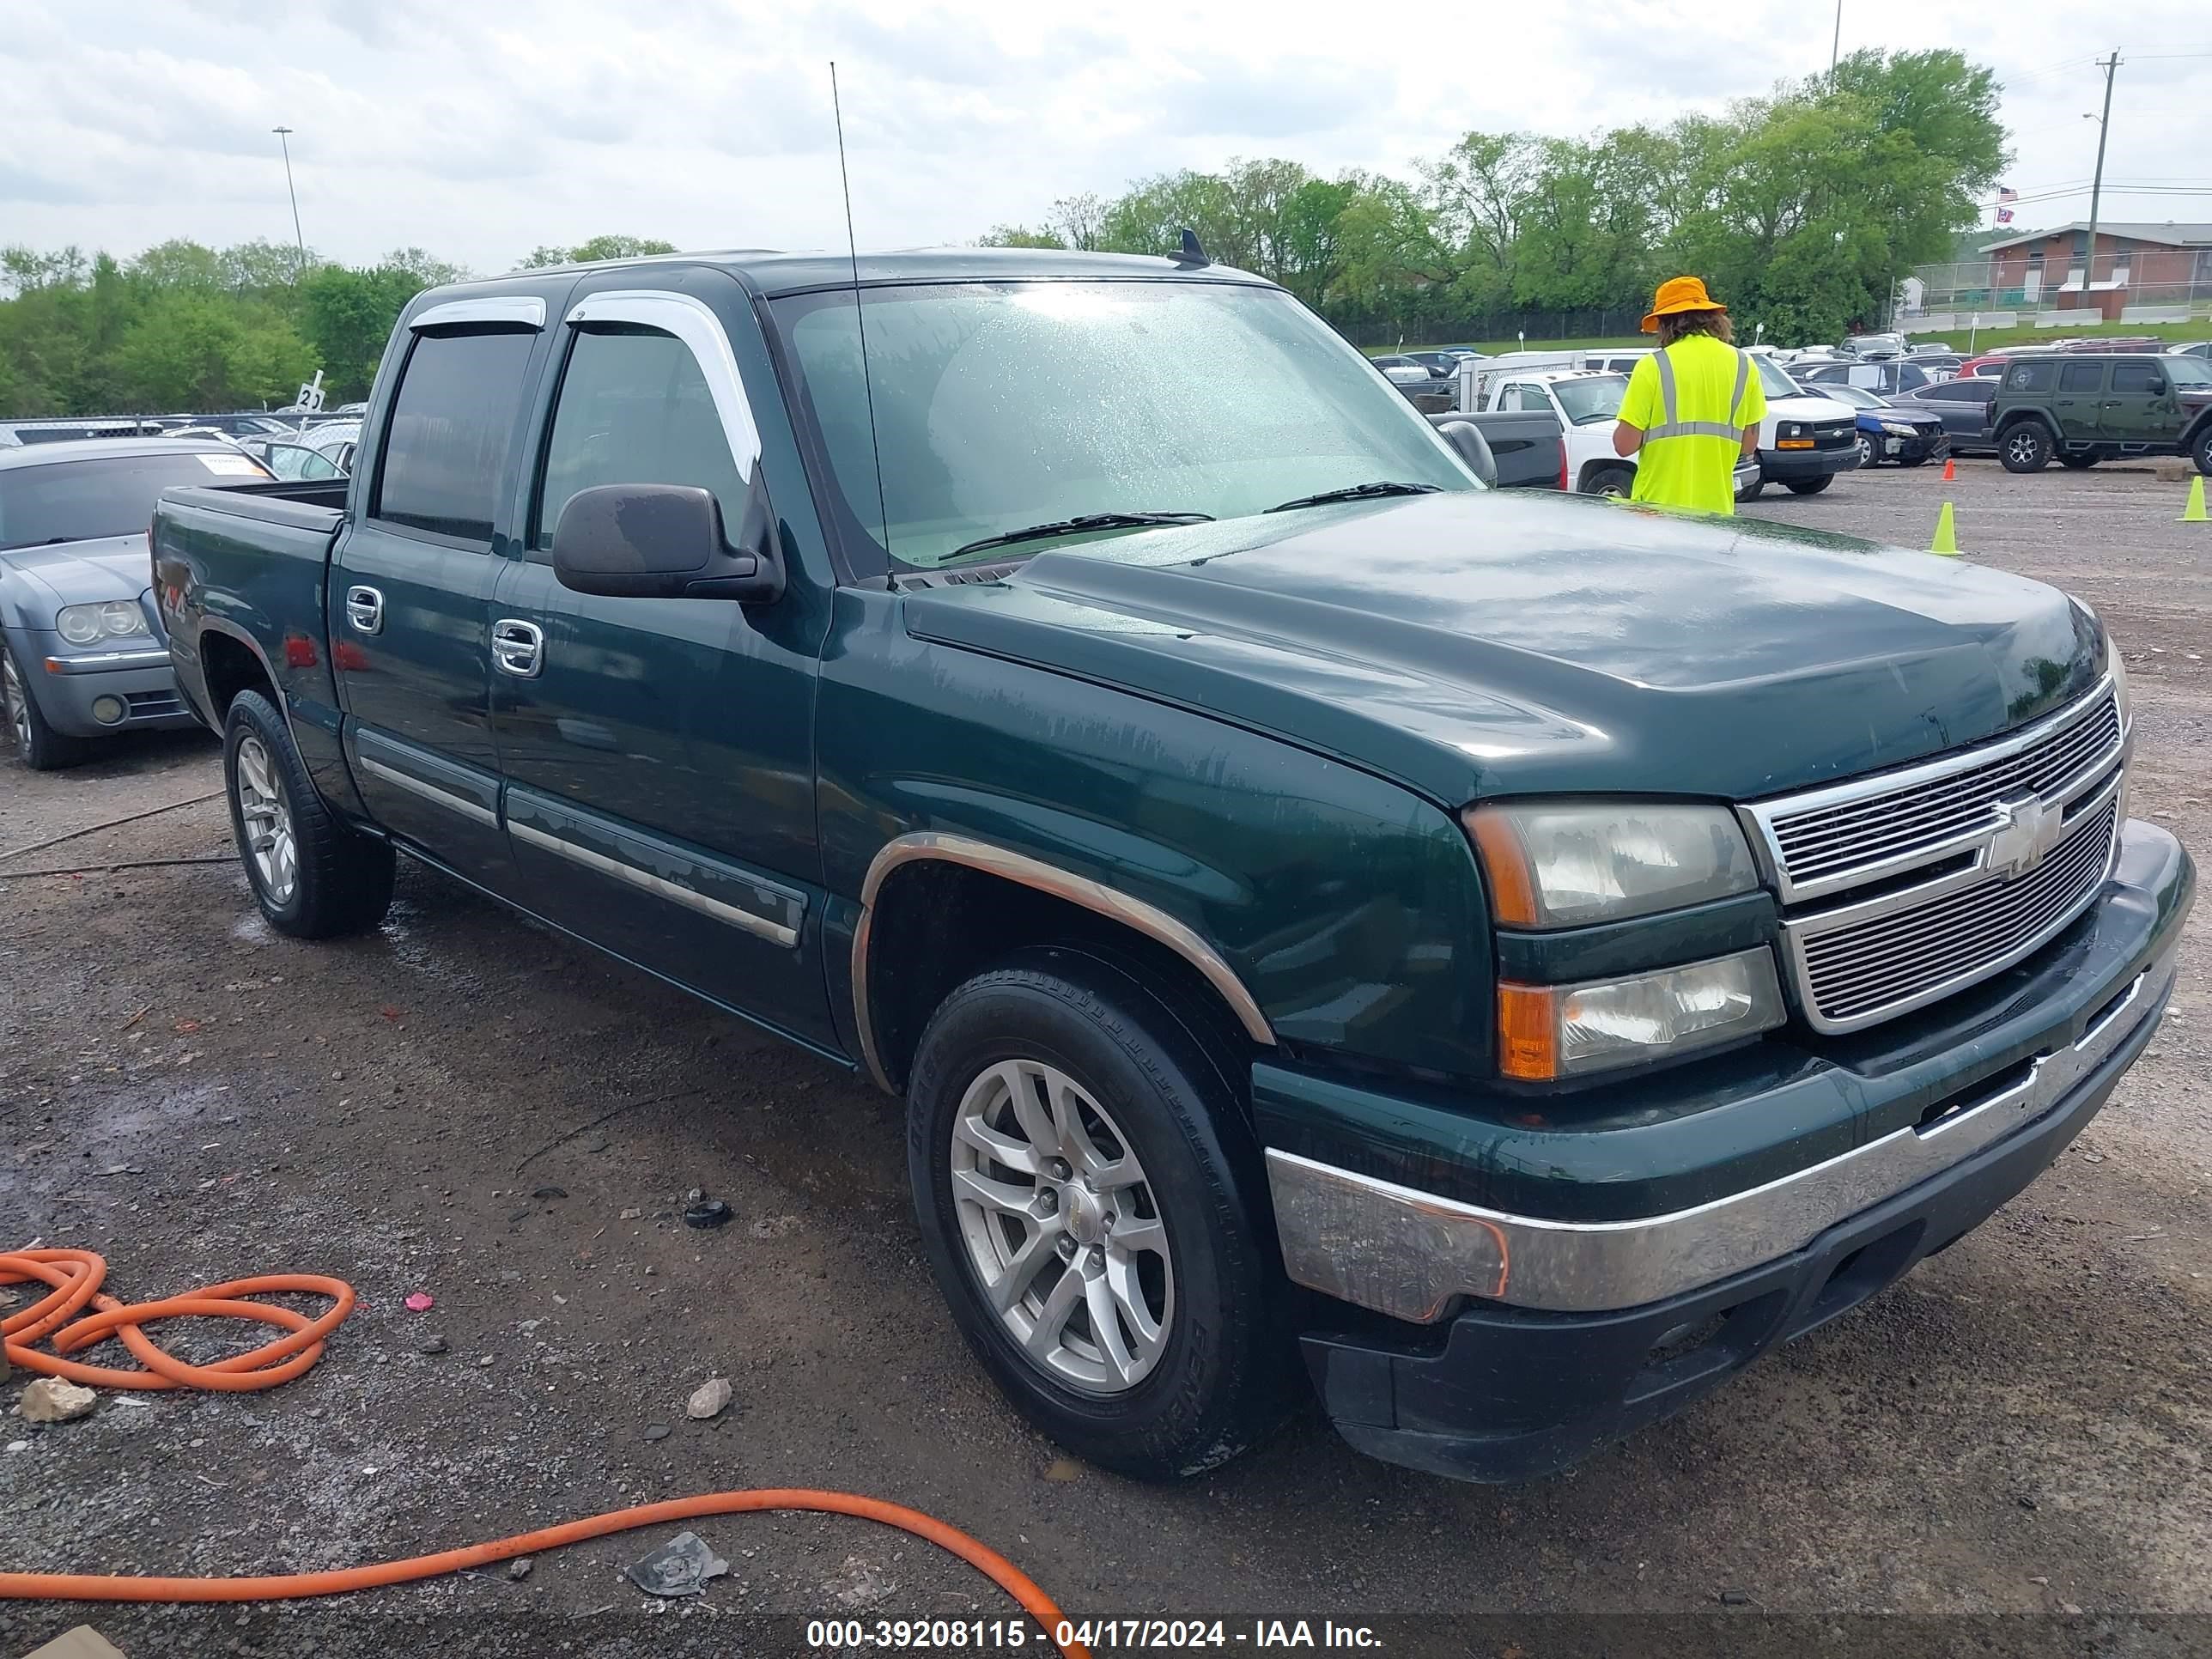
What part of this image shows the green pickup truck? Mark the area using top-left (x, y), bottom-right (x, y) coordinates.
top-left (152, 249), bottom-right (2193, 1485)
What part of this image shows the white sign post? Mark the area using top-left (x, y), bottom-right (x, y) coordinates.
top-left (294, 370), bottom-right (325, 434)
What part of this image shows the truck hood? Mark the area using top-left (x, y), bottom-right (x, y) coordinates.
top-left (901, 491), bottom-right (2105, 806)
top-left (0, 534), bottom-right (153, 611)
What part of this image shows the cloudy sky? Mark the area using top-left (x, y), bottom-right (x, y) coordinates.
top-left (3, 0), bottom-right (2207, 276)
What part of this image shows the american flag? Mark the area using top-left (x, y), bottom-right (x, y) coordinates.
top-left (1998, 186), bottom-right (2019, 202)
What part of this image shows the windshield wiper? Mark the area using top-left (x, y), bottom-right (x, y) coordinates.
top-left (948, 511), bottom-right (1213, 560)
top-left (1267, 481), bottom-right (1441, 514)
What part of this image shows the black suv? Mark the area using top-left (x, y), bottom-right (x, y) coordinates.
top-left (1991, 351), bottom-right (2212, 474)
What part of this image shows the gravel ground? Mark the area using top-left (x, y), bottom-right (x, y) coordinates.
top-left (3, 458), bottom-right (2208, 1656)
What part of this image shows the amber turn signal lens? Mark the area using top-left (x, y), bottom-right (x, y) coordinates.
top-left (1496, 982), bottom-right (1561, 1080)
top-left (1465, 809), bottom-right (1540, 927)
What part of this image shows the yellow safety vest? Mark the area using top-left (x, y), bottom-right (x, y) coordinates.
top-left (1626, 338), bottom-right (1759, 514)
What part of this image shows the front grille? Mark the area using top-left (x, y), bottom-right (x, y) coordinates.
top-left (1765, 686), bottom-right (2121, 893)
top-left (1796, 799), bottom-right (2118, 1027)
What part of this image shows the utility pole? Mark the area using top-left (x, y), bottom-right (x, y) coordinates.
top-left (272, 126), bottom-right (307, 281)
top-left (1829, 0), bottom-right (1843, 77)
top-left (2081, 53), bottom-right (2120, 304)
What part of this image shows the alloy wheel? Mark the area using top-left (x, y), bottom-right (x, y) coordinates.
top-left (2, 653), bottom-right (27, 755)
top-left (2007, 430), bottom-right (2040, 468)
top-left (948, 1057), bottom-right (1174, 1395)
top-left (1856, 434), bottom-right (1875, 469)
top-left (234, 734), bottom-right (298, 904)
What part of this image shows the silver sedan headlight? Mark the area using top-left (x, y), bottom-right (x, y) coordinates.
top-left (54, 601), bottom-right (149, 646)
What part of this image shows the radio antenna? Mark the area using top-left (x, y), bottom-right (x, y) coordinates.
top-left (830, 61), bottom-right (890, 550)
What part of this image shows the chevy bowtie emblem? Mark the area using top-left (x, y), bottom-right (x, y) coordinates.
top-left (1984, 791), bottom-right (2064, 879)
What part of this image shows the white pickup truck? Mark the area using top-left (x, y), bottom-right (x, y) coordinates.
top-left (1480, 368), bottom-right (1761, 501)
top-left (1461, 351), bottom-right (1856, 500)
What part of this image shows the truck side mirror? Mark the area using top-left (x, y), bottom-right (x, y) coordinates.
top-left (551, 481), bottom-right (784, 605)
top-left (1438, 421), bottom-right (1498, 487)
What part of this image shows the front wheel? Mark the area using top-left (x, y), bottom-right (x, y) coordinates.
top-left (907, 951), bottom-right (1285, 1481)
top-left (1855, 434), bottom-right (1876, 470)
top-left (1581, 464), bottom-right (1635, 499)
top-left (2001, 422), bottom-right (2053, 473)
top-left (1784, 475), bottom-right (1832, 495)
top-left (223, 690), bottom-right (395, 939)
top-left (2190, 426), bottom-right (2211, 477)
top-left (3, 636), bottom-right (91, 771)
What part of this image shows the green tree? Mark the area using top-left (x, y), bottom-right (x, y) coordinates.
top-left (518, 234), bottom-right (678, 269)
top-left (977, 225), bottom-right (1066, 248)
top-left (110, 292), bottom-right (315, 410)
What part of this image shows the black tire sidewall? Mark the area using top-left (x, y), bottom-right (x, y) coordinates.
top-left (906, 953), bottom-right (1281, 1479)
top-left (2193, 427), bottom-right (2212, 477)
top-left (224, 691), bottom-right (313, 931)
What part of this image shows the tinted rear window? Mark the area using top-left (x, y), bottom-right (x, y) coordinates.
top-left (2005, 362), bottom-right (2057, 394)
top-left (0, 452), bottom-right (270, 550)
top-left (2059, 362), bottom-right (2104, 392)
top-left (374, 330), bottom-right (536, 541)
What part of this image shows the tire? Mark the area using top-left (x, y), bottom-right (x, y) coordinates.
top-left (2000, 421), bottom-right (2053, 473)
top-left (2058, 453), bottom-right (2099, 470)
top-left (1582, 464), bottom-right (1635, 499)
top-left (222, 690), bottom-right (394, 939)
top-left (1855, 434), bottom-right (1876, 470)
top-left (2, 635), bottom-right (91, 771)
top-left (906, 949), bottom-right (1286, 1481)
top-left (1899, 453), bottom-right (1930, 468)
top-left (1784, 475), bottom-right (1832, 495)
top-left (2191, 426), bottom-right (2212, 477)
top-left (1736, 469), bottom-right (1764, 503)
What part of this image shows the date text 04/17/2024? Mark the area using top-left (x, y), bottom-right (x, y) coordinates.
top-left (803, 1619), bottom-right (1383, 1650)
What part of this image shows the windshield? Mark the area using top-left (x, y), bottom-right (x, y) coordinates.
top-left (1551, 374), bottom-right (1627, 425)
top-left (0, 451), bottom-right (268, 550)
top-left (1752, 356), bottom-right (1804, 400)
top-left (2165, 356), bottom-right (2212, 386)
top-left (772, 281), bottom-right (1475, 570)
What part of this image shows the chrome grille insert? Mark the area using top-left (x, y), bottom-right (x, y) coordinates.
top-left (1747, 677), bottom-right (2126, 1035)
top-left (1791, 799), bottom-right (2118, 1028)
top-left (1745, 682), bottom-right (2121, 904)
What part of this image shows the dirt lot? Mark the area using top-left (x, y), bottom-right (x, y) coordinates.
top-left (3, 458), bottom-right (2209, 1656)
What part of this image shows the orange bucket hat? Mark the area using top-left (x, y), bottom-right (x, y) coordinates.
top-left (1641, 275), bottom-right (1727, 333)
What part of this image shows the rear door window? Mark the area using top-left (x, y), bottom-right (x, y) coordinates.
top-left (2005, 362), bottom-right (2057, 394)
top-left (2059, 362), bottom-right (2105, 393)
top-left (372, 329), bottom-right (537, 543)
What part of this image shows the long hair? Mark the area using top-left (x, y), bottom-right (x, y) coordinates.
top-left (1656, 309), bottom-right (1734, 346)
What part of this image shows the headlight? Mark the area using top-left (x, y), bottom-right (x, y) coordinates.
top-left (1465, 801), bottom-right (1760, 928)
top-left (1498, 948), bottom-right (1787, 1079)
top-left (54, 601), bottom-right (149, 646)
top-left (1880, 422), bottom-right (1917, 437)
top-left (1780, 422), bottom-right (1805, 439)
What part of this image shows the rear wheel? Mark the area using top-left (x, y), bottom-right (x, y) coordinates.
top-left (2191, 426), bottom-right (2212, 477)
top-left (1784, 475), bottom-right (1832, 495)
top-left (907, 950), bottom-right (1285, 1480)
top-left (2001, 421), bottom-right (2053, 473)
top-left (223, 690), bottom-right (395, 939)
top-left (2, 635), bottom-right (90, 771)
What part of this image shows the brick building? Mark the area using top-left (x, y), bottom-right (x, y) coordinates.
top-left (1978, 222), bottom-right (2212, 317)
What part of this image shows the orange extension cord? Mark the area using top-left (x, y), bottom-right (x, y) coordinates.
top-left (1, 1249), bottom-right (1091, 1657)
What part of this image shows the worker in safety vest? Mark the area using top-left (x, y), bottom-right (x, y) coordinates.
top-left (1611, 276), bottom-right (1764, 515)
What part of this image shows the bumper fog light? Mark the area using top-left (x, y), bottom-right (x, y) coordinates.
top-left (1498, 947), bottom-right (1787, 1080)
top-left (90, 695), bottom-right (127, 726)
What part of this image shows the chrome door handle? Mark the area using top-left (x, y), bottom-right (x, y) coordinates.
top-left (345, 586), bottom-right (384, 635)
top-left (490, 617), bottom-right (544, 678)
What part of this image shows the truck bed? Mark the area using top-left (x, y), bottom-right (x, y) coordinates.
top-left (152, 477), bottom-right (349, 744)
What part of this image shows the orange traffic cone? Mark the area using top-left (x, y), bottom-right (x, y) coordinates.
top-left (1942, 456), bottom-right (1956, 483)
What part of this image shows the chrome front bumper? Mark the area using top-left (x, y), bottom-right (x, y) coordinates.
top-left (1267, 937), bottom-right (2179, 1322)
